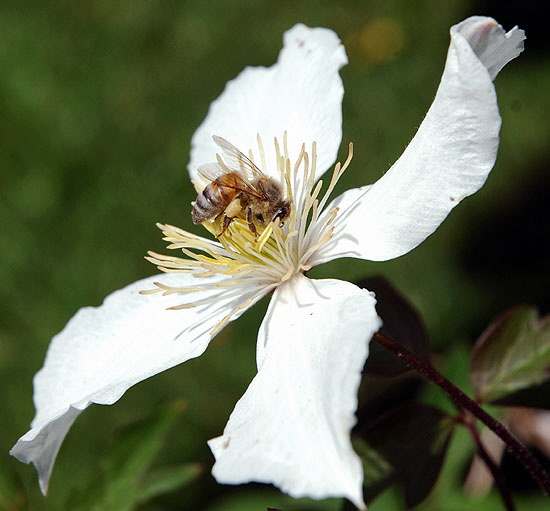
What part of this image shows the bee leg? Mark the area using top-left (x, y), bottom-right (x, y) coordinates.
top-left (217, 215), bottom-right (233, 237)
top-left (246, 208), bottom-right (257, 238)
top-left (216, 195), bottom-right (243, 237)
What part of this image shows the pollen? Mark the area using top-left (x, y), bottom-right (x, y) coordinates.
top-left (142, 134), bottom-right (353, 334)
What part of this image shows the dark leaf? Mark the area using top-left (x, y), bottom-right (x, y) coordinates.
top-left (357, 276), bottom-right (430, 377)
top-left (490, 379), bottom-right (550, 409)
top-left (354, 402), bottom-right (454, 507)
top-left (471, 306), bottom-right (550, 404)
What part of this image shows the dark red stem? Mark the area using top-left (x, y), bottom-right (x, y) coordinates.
top-left (373, 332), bottom-right (550, 496)
top-left (460, 412), bottom-right (516, 511)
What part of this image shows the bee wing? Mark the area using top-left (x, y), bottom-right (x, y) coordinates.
top-left (197, 162), bottom-right (263, 198)
top-left (213, 135), bottom-right (265, 180)
top-left (196, 163), bottom-right (226, 183)
top-left (224, 178), bottom-right (263, 197)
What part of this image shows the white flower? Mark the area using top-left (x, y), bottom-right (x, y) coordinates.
top-left (11, 17), bottom-right (524, 509)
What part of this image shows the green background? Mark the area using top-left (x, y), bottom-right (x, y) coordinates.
top-left (1, 0), bottom-right (548, 509)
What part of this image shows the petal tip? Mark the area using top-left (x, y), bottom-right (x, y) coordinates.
top-left (452, 16), bottom-right (525, 80)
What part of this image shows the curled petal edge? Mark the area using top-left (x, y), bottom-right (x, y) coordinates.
top-left (311, 16), bottom-right (525, 265)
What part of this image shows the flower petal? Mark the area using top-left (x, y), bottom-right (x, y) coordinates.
top-left (188, 24), bottom-right (347, 182)
top-left (312, 16), bottom-right (525, 264)
top-left (10, 273), bottom-right (258, 494)
top-left (208, 274), bottom-right (381, 509)
top-left (454, 16), bottom-right (526, 80)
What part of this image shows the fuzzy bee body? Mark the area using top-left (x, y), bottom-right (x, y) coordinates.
top-left (191, 137), bottom-right (291, 237)
top-left (191, 172), bottom-right (244, 225)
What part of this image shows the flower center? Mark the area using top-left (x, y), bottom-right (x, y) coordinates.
top-left (142, 134), bottom-right (353, 334)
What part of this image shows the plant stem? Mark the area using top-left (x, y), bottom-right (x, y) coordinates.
top-left (373, 332), bottom-right (550, 496)
top-left (460, 412), bottom-right (515, 511)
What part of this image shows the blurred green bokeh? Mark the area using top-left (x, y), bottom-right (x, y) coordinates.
top-left (1, 1), bottom-right (548, 510)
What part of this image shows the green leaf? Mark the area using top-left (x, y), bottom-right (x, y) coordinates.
top-left (470, 306), bottom-right (550, 404)
top-left (66, 400), bottom-right (194, 511)
top-left (135, 463), bottom-right (202, 504)
top-left (0, 451), bottom-right (27, 511)
top-left (354, 402), bottom-right (455, 508)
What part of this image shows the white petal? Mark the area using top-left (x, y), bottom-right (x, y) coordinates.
top-left (10, 273), bottom-right (258, 494)
top-left (188, 24), bottom-right (347, 182)
top-left (312, 17), bottom-right (525, 264)
top-left (453, 16), bottom-right (525, 80)
top-left (208, 274), bottom-right (381, 509)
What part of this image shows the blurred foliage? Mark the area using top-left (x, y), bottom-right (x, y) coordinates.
top-left (66, 401), bottom-right (202, 511)
top-left (355, 403), bottom-right (455, 507)
top-left (1, 0), bottom-right (548, 510)
top-left (471, 306), bottom-right (550, 404)
top-left (359, 276), bottom-right (430, 378)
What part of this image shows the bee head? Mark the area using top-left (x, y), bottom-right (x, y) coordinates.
top-left (272, 201), bottom-right (291, 225)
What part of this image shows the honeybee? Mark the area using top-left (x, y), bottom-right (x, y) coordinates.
top-left (192, 136), bottom-right (291, 237)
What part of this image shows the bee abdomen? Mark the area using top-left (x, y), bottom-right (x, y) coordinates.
top-left (192, 183), bottom-right (228, 224)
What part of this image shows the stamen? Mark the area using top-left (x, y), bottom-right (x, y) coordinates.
top-left (315, 142), bottom-right (353, 217)
top-left (257, 133), bottom-right (267, 171)
top-left (145, 134), bottom-right (354, 323)
top-left (256, 222), bottom-right (274, 252)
